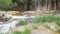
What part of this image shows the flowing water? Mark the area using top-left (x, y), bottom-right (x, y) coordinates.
top-left (0, 20), bottom-right (18, 33)
top-left (0, 16), bottom-right (35, 33)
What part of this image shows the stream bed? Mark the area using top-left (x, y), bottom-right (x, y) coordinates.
top-left (0, 16), bottom-right (35, 33)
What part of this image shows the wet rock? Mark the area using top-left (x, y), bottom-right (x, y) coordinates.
top-left (0, 16), bottom-right (9, 22)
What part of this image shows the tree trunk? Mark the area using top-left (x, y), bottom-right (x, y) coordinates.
top-left (27, 0), bottom-right (31, 11)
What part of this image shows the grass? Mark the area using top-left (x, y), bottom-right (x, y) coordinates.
top-left (55, 21), bottom-right (60, 26)
top-left (6, 15), bottom-right (60, 34)
top-left (11, 27), bottom-right (31, 34)
top-left (43, 24), bottom-right (51, 29)
top-left (18, 20), bottom-right (28, 26)
top-left (23, 27), bottom-right (31, 34)
top-left (57, 28), bottom-right (60, 33)
top-left (12, 30), bottom-right (22, 34)
top-left (33, 15), bottom-right (60, 24)
top-left (32, 24), bottom-right (38, 29)
top-left (33, 16), bottom-right (43, 24)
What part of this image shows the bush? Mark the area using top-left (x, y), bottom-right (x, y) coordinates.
top-left (18, 20), bottom-right (28, 26)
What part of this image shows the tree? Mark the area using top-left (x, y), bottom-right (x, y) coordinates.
top-left (26, 0), bottom-right (31, 11)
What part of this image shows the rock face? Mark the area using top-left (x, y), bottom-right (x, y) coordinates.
top-left (31, 27), bottom-right (59, 34)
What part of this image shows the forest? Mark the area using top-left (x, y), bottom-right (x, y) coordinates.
top-left (0, 0), bottom-right (60, 11)
top-left (0, 0), bottom-right (60, 34)
top-left (0, 0), bottom-right (35, 11)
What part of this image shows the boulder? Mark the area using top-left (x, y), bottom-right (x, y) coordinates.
top-left (0, 16), bottom-right (9, 22)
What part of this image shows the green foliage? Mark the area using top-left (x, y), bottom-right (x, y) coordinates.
top-left (20, 0), bottom-right (27, 2)
top-left (0, 0), bottom-right (35, 10)
top-left (0, 0), bottom-right (18, 10)
top-left (23, 27), bottom-right (31, 34)
top-left (55, 21), bottom-right (60, 26)
top-left (11, 27), bottom-right (31, 34)
top-left (31, 0), bottom-right (35, 6)
top-left (44, 24), bottom-right (51, 29)
top-left (18, 20), bottom-right (28, 26)
top-left (33, 16), bottom-right (43, 24)
top-left (0, 0), bottom-right (13, 7)
top-left (0, 0), bottom-right (12, 5)
top-left (33, 15), bottom-right (60, 24)
top-left (12, 30), bottom-right (22, 34)
top-left (32, 24), bottom-right (38, 29)
top-left (57, 28), bottom-right (60, 33)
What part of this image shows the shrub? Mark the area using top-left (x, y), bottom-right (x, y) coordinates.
top-left (18, 20), bottom-right (28, 26)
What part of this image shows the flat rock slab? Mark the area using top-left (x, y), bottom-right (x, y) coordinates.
top-left (31, 28), bottom-right (59, 34)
